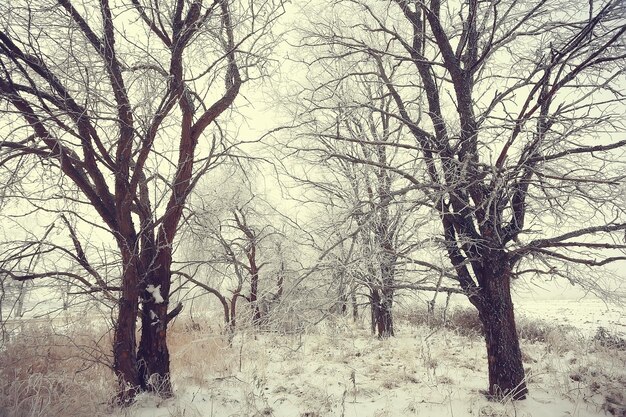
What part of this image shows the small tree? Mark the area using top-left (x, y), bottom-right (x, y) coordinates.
top-left (179, 173), bottom-right (288, 334)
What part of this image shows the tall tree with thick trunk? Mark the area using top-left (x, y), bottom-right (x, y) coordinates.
top-left (295, 0), bottom-right (626, 399)
top-left (0, 0), bottom-right (282, 402)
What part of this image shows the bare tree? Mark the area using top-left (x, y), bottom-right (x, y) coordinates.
top-left (281, 69), bottom-right (442, 338)
top-left (0, 0), bottom-right (283, 401)
top-left (295, 0), bottom-right (626, 399)
top-left (177, 170), bottom-right (292, 337)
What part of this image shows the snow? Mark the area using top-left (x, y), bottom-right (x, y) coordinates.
top-left (146, 284), bottom-right (165, 304)
top-left (515, 298), bottom-right (626, 337)
top-left (109, 310), bottom-right (626, 417)
top-left (4, 294), bottom-right (622, 417)
top-left (443, 294), bottom-right (625, 338)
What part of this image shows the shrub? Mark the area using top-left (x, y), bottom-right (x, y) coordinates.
top-left (593, 327), bottom-right (626, 351)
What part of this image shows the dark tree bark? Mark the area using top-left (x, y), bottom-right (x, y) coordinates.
top-left (137, 301), bottom-right (171, 394)
top-left (370, 287), bottom-right (394, 338)
top-left (113, 259), bottom-right (142, 403)
top-left (475, 251), bottom-right (527, 399)
top-left (137, 258), bottom-right (173, 395)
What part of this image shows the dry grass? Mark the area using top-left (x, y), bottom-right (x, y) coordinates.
top-left (167, 318), bottom-right (235, 386)
top-left (0, 321), bottom-right (114, 417)
top-left (399, 306), bottom-right (484, 338)
top-left (0, 315), bottom-right (261, 417)
top-left (543, 346), bottom-right (626, 416)
top-left (593, 327), bottom-right (626, 351)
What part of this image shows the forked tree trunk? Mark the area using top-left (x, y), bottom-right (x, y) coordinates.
top-left (476, 257), bottom-right (527, 400)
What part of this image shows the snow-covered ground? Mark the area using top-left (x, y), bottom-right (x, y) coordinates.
top-left (2, 295), bottom-right (624, 417)
top-left (514, 298), bottom-right (625, 337)
top-left (109, 303), bottom-right (625, 417)
top-left (442, 293), bottom-right (625, 337)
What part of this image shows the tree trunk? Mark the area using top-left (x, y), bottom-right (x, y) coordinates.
top-left (378, 288), bottom-right (394, 338)
top-left (230, 293), bottom-right (239, 332)
top-left (222, 299), bottom-right (231, 333)
top-left (137, 300), bottom-right (171, 395)
top-left (137, 259), bottom-right (172, 396)
top-left (250, 272), bottom-right (262, 325)
top-left (370, 288), bottom-right (394, 338)
top-left (276, 267), bottom-right (284, 300)
top-left (476, 258), bottom-right (528, 400)
top-left (351, 285), bottom-right (358, 322)
top-left (340, 292), bottom-right (348, 315)
top-left (370, 288), bottom-right (378, 334)
top-left (113, 260), bottom-right (141, 404)
top-left (373, 251), bottom-right (396, 338)
top-left (15, 281), bottom-right (26, 317)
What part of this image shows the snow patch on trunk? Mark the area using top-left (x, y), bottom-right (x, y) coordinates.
top-left (146, 284), bottom-right (165, 304)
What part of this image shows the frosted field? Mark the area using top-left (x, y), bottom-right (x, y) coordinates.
top-left (515, 298), bottom-right (625, 336)
top-left (105, 297), bottom-right (625, 417)
top-left (2, 295), bottom-right (624, 417)
top-left (445, 294), bottom-right (626, 337)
